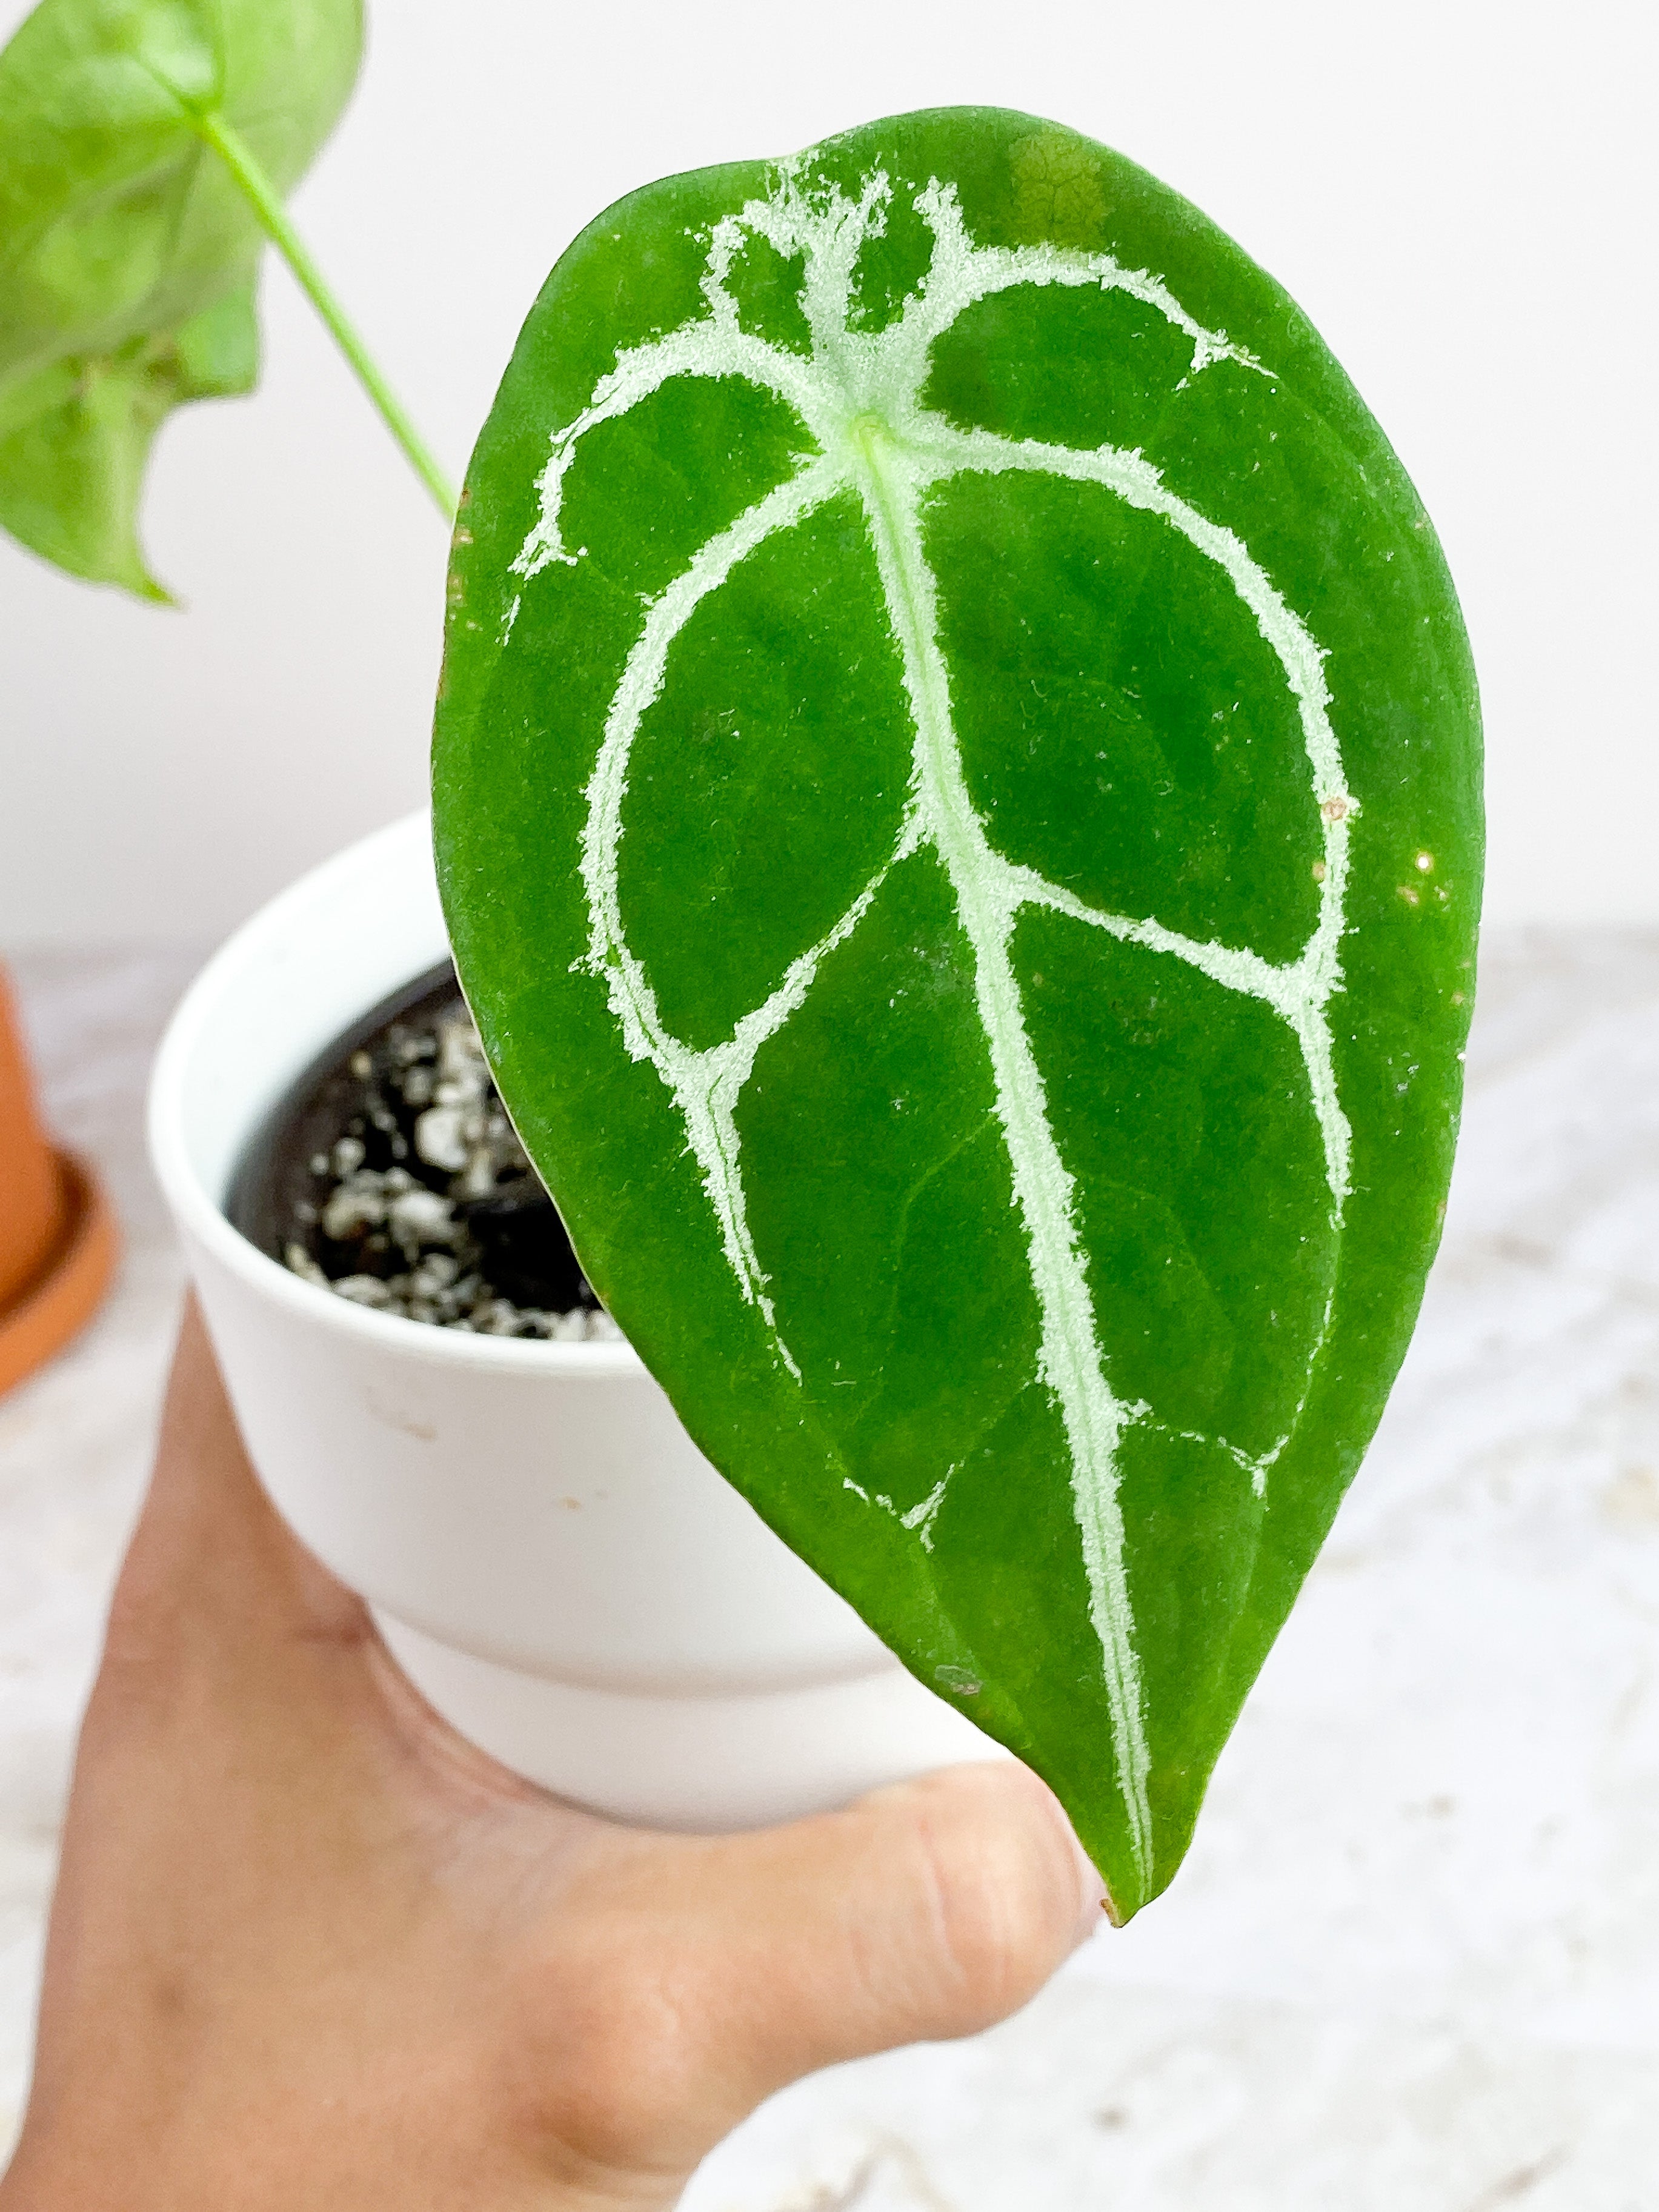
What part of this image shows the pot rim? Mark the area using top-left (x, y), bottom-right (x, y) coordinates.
top-left (148, 813), bottom-right (645, 1378)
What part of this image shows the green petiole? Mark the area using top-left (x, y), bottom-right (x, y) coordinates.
top-left (192, 108), bottom-right (458, 524)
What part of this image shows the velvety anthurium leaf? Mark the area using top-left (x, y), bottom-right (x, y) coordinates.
top-left (434, 107), bottom-right (1483, 1919)
top-left (0, 0), bottom-right (362, 597)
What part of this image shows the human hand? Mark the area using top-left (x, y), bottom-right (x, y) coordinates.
top-left (1, 1305), bottom-right (1102, 2209)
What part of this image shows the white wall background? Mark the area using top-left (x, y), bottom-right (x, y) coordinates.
top-left (1, 0), bottom-right (1653, 944)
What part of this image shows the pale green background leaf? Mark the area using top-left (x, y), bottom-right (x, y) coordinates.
top-left (0, 0), bottom-right (362, 594)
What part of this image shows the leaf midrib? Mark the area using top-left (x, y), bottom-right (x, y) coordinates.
top-left (851, 416), bottom-right (1157, 1896)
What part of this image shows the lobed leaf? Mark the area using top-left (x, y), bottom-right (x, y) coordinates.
top-left (0, 0), bottom-right (362, 595)
top-left (434, 108), bottom-right (1483, 1919)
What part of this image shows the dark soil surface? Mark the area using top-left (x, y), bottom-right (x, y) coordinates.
top-left (228, 964), bottom-right (621, 1341)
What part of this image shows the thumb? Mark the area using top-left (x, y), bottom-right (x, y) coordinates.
top-left (648, 1761), bottom-right (1103, 2137)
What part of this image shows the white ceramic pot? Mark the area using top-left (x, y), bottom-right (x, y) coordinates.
top-left (148, 812), bottom-right (996, 1830)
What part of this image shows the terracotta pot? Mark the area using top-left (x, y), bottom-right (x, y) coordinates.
top-left (0, 965), bottom-right (118, 1397)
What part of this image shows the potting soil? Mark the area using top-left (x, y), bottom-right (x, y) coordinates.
top-left (238, 968), bottom-right (622, 1343)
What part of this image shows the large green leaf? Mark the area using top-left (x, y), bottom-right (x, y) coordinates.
top-left (434, 107), bottom-right (1482, 1919)
top-left (0, 0), bottom-right (362, 596)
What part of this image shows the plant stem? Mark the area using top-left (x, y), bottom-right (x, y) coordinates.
top-left (193, 111), bottom-right (458, 523)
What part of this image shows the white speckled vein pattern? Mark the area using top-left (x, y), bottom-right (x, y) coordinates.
top-left (515, 165), bottom-right (1358, 1887)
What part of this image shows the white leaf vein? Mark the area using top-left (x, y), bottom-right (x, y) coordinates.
top-left (513, 155), bottom-right (1358, 1891)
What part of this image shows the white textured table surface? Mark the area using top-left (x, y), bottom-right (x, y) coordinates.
top-left (3, 936), bottom-right (1658, 2205)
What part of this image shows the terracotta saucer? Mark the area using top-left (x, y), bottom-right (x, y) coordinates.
top-left (0, 1151), bottom-right (119, 1399)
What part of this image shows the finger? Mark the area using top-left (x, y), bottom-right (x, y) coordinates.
top-left (541, 1761), bottom-right (1103, 2172)
top-left (691, 1761), bottom-right (1104, 2081)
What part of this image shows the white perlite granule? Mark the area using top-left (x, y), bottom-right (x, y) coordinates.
top-left (282, 1002), bottom-right (623, 1343)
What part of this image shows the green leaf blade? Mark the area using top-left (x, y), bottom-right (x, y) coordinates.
top-left (435, 107), bottom-right (1483, 1918)
top-left (928, 467), bottom-right (1324, 965)
top-left (614, 493), bottom-right (914, 1054)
